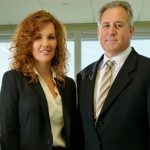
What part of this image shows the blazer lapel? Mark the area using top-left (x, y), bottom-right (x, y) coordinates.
top-left (55, 79), bottom-right (72, 146)
top-left (31, 82), bottom-right (51, 128)
top-left (99, 49), bottom-right (138, 119)
top-left (81, 56), bottom-right (104, 123)
top-left (55, 80), bottom-right (69, 127)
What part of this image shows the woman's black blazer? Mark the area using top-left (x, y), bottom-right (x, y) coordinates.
top-left (0, 70), bottom-right (77, 150)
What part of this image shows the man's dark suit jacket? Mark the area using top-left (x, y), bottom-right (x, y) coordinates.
top-left (0, 70), bottom-right (77, 150)
top-left (77, 48), bottom-right (150, 150)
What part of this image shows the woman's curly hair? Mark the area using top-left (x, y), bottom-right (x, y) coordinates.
top-left (10, 10), bottom-right (68, 85)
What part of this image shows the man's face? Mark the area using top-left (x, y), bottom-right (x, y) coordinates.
top-left (97, 6), bottom-right (134, 58)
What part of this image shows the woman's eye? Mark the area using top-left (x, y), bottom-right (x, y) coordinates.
top-left (48, 35), bottom-right (55, 40)
top-left (34, 36), bottom-right (41, 40)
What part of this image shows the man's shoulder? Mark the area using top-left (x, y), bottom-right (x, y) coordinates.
top-left (83, 61), bottom-right (97, 71)
top-left (77, 60), bottom-right (99, 78)
top-left (137, 54), bottom-right (150, 68)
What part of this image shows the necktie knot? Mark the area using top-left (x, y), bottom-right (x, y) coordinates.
top-left (106, 60), bottom-right (115, 67)
top-left (105, 60), bottom-right (115, 72)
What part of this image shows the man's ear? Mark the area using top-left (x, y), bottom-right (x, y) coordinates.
top-left (130, 25), bottom-right (134, 35)
top-left (97, 27), bottom-right (100, 39)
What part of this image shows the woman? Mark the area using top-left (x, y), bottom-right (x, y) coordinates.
top-left (0, 10), bottom-right (76, 150)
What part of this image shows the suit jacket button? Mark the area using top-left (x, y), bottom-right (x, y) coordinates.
top-left (46, 139), bottom-right (51, 145)
top-left (97, 121), bottom-right (104, 128)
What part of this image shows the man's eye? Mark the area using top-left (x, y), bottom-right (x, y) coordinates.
top-left (115, 23), bottom-right (123, 29)
top-left (102, 24), bottom-right (109, 28)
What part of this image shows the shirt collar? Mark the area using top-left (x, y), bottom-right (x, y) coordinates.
top-left (35, 67), bottom-right (56, 83)
top-left (101, 46), bottom-right (132, 69)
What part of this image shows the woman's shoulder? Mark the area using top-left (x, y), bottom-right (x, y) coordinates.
top-left (65, 76), bottom-right (75, 83)
top-left (2, 70), bottom-right (28, 84)
top-left (64, 76), bottom-right (76, 89)
top-left (3, 69), bottom-right (22, 78)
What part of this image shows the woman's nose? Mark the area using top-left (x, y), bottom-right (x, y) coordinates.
top-left (42, 39), bottom-right (49, 47)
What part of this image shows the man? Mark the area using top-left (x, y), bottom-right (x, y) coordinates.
top-left (77, 1), bottom-right (150, 150)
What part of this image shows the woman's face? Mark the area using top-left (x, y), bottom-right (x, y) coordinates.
top-left (32, 22), bottom-right (57, 65)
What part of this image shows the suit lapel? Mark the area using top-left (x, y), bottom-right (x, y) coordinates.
top-left (30, 82), bottom-right (51, 128)
top-left (99, 49), bottom-right (138, 119)
top-left (55, 80), bottom-right (69, 127)
top-left (55, 79), bottom-right (72, 145)
top-left (81, 56), bottom-right (104, 123)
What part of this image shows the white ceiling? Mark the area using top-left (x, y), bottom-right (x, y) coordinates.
top-left (0, 0), bottom-right (149, 25)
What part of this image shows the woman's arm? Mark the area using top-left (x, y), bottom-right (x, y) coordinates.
top-left (0, 71), bottom-right (19, 150)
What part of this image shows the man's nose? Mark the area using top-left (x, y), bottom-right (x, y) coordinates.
top-left (108, 25), bottom-right (117, 35)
